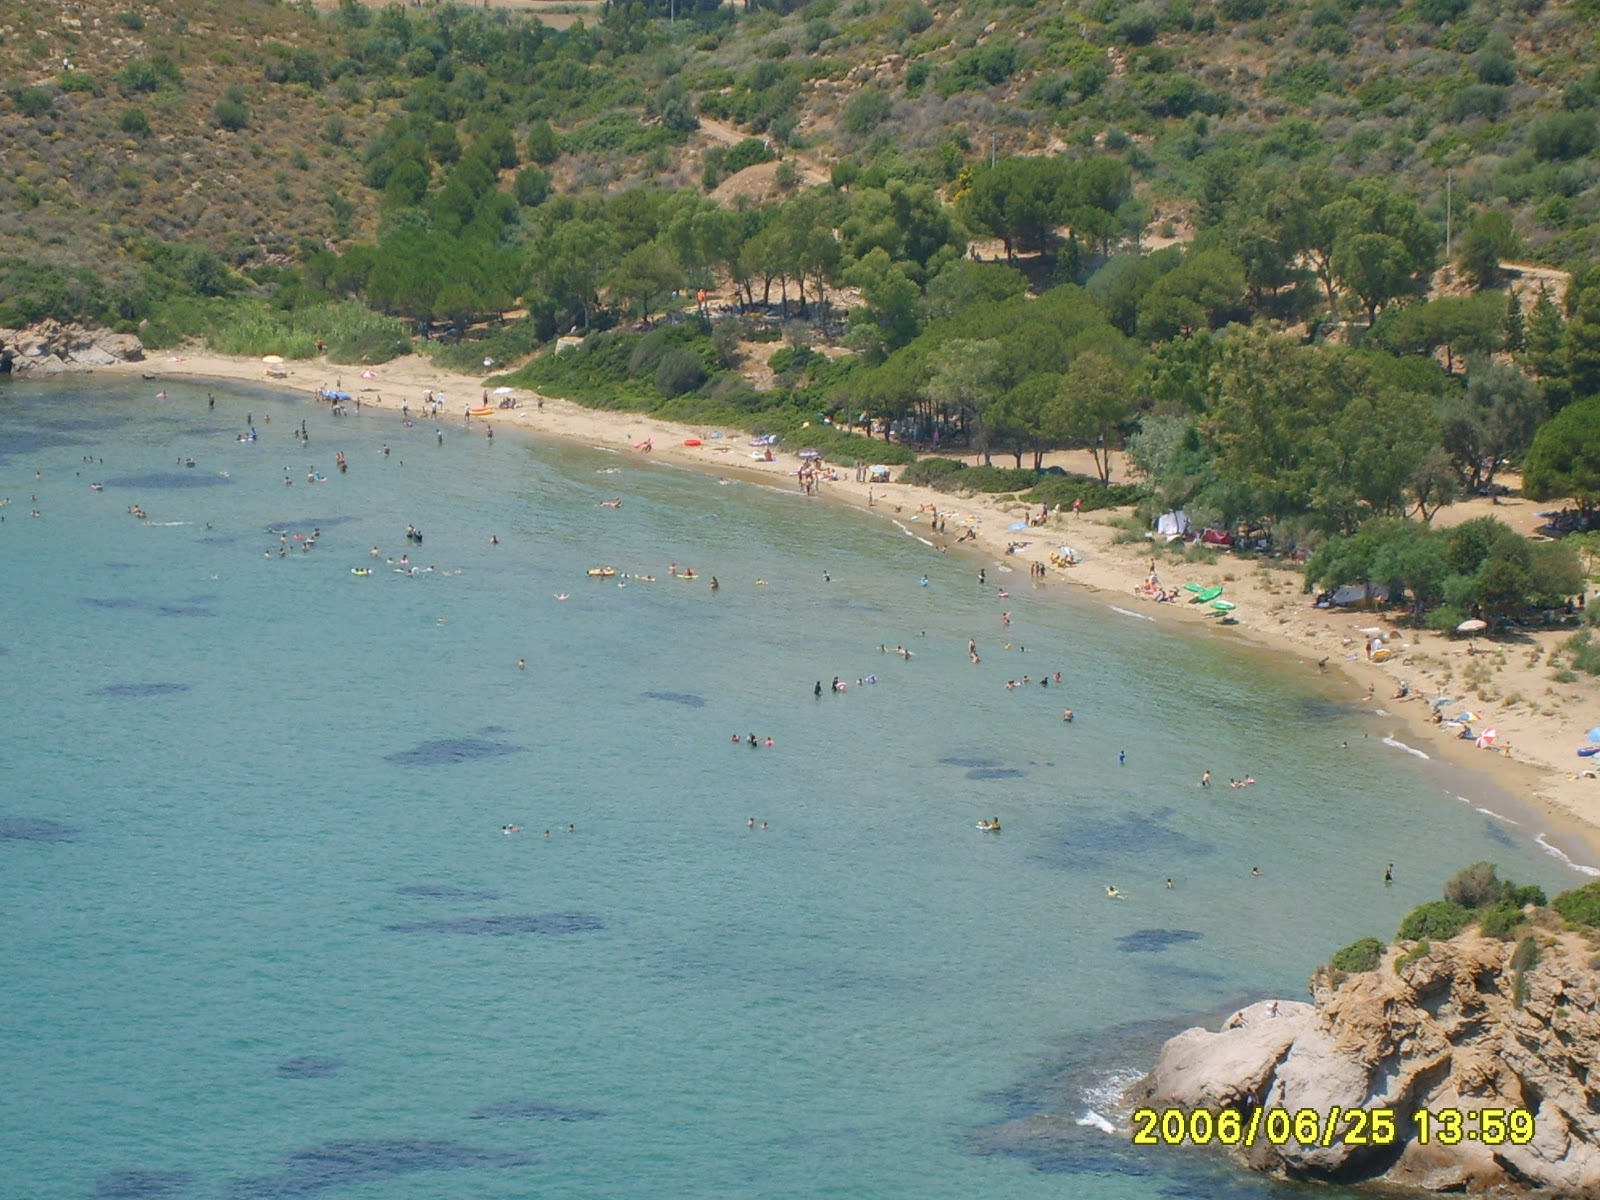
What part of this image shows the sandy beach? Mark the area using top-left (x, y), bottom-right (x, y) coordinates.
top-left (94, 348), bottom-right (1600, 867)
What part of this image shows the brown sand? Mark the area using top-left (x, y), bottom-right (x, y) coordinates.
top-left (102, 349), bottom-right (1600, 866)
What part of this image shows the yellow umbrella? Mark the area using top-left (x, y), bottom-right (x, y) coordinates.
top-left (262, 355), bottom-right (284, 364)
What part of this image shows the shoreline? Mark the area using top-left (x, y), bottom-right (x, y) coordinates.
top-left (84, 348), bottom-right (1600, 872)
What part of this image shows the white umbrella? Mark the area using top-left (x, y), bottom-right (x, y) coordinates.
top-left (493, 386), bottom-right (515, 395)
top-left (1457, 618), bottom-right (1488, 633)
top-left (261, 354), bottom-right (284, 364)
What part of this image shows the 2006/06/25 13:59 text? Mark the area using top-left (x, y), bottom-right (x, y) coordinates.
top-left (1131, 1106), bottom-right (1536, 1148)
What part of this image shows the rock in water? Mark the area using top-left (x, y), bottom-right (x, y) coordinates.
top-left (1127, 929), bottom-right (1600, 1193)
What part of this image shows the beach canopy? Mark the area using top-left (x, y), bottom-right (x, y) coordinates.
top-left (1009, 521), bottom-right (1030, 531)
top-left (798, 448), bottom-right (822, 459)
top-left (1457, 618), bottom-right (1488, 633)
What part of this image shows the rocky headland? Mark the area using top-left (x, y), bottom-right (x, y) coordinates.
top-left (0, 321), bottom-right (143, 373)
top-left (1129, 923), bottom-right (1600, 1195)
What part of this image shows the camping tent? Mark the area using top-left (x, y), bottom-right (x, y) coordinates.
top-left (1330, 584), bottom-right (1391, 606)
top-left (1155, 510), bottom-right (1190, 540)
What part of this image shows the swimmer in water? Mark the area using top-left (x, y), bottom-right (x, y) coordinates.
top-left (502, 824), bottom-right (520, 835)
top-left (1106, 885), bottom-right (1124, 900)
top-left (517, 659), bottom-right (525, 670)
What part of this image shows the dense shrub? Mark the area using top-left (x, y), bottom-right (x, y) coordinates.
top-left (1444, 861), bottom-right (1501, 908)
top-left (1329, 936), bottom-right (1384, 973)
top-left (655, 348), bottom-right (708, 397)
top-left (1397, 900), bottom-right (1471, 941)
top-left (1553, 880), bottom-right (1600, 927)
top-left (898, 457), bottom-right (974, 487)
top-left (119, 107), bottom-right (151, 136)
top-left (12, 86), bottom-right (53, 117)
top-left (1026, 477), bottom-right (1142, 511)
top-left (1478, 903), bottom-right (1525, 940)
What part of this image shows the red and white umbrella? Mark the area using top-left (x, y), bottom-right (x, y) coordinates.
top-left (1475, 728), bottom-right (1497, 749)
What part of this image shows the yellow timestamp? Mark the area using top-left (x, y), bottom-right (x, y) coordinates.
top-left (1131, 1106), bottom-right (1536, 1149)
top-left (1413, 1106), bottom-right (1536, 1146)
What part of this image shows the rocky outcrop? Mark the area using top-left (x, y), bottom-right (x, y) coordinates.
top-left (1128, 929), bottom-right (1600, 1195)
top-left (0, 321), bottom-right (143, 373)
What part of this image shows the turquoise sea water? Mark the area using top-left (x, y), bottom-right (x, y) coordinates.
top-left (2, 377), bottom-right (1586, 1200)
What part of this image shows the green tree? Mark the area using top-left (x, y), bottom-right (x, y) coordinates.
top-left (1458, 210), bottom-right (1519, 289)
top-left (1332, 232), bottom-right (1412, 325)
top-left (604, 242), bottom-right (683, 322)
top-left (926, 338), bottom-right (1003, 461)
top-left (526, 119), bottom-right (559, 165)
top-left (1522, 283), bottom-right (1565, 379)
top-left (1523, 395), bottom-right (1600, 516)
top-left (531, 218), bottom-right (619, 329)
top-left (1136, 248), bottom-right (1246, 340)
top-left (1055, 350), bottom-right (1136, 483)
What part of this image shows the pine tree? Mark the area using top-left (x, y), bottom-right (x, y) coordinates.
top-left (1522, 283), bottom-right (1565, 378)
top-left (1503, 291), bottom-right (1526, 352)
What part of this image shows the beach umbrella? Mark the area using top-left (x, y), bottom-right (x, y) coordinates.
top-left (1475, 728), bottom-right (1497, 749)
top-left (1587, 726), bottom-right (1600, 744)
top-left (261, 355), bottom-right (283, 364)
top-left (493, 386), bottom-right (514, 394)
top-left (1457, 618), bottom-right (1488, 633)
top-left (1193, 585), bottom-right (1224, 603)
top-left (798, 449), bottom-right (822, 460)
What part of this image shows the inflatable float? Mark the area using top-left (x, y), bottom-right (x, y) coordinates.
top-left (587, 567), bottom-right (616, 577)
top-left (468, 406), bottom-right (494, 417)
top-left (683, 438), bottom-right (702, 447)
top-left (351, 568), bottom-right (372, 576)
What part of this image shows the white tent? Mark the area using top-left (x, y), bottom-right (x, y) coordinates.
top-left (1331, 584), bottom-right (1390, 606)
top-left (1155, 510), bottom-right (1190, 540)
